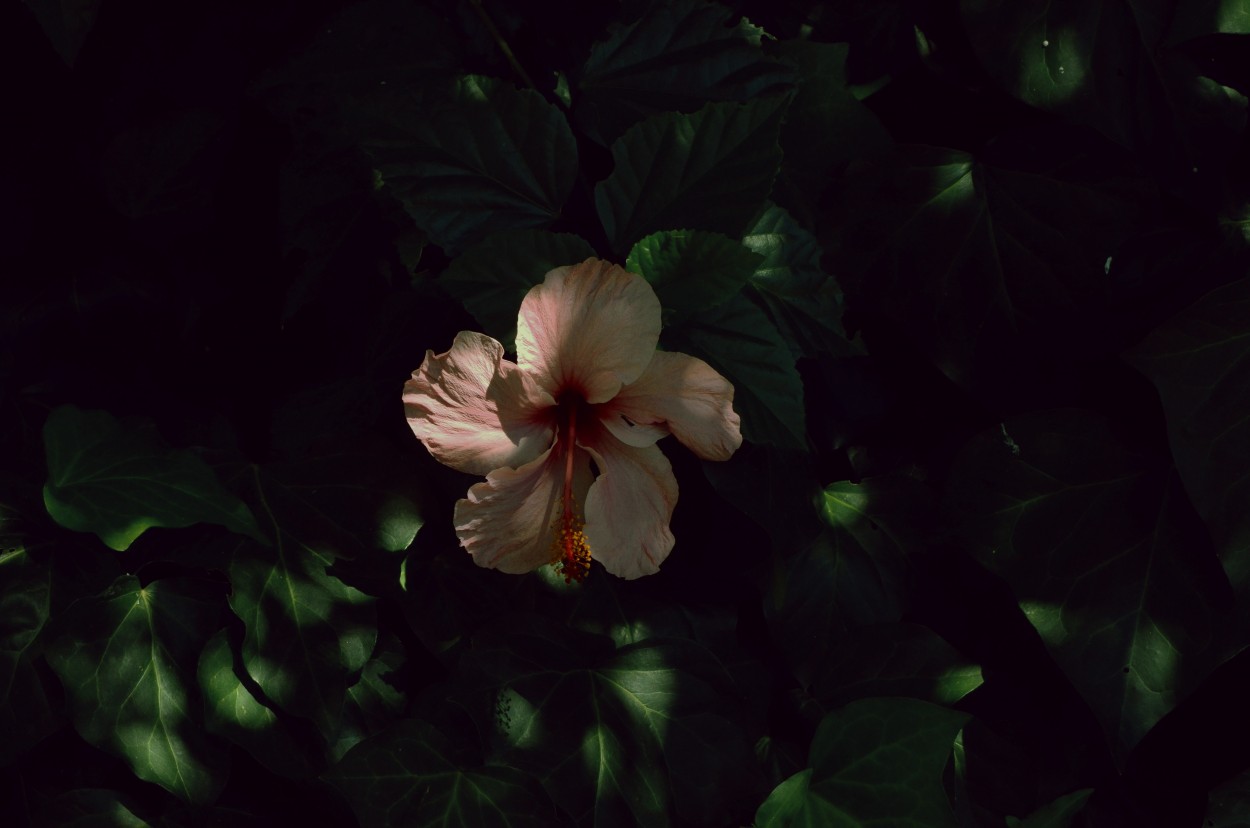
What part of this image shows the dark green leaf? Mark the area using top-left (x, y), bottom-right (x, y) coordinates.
top-left (439, 229), bottom-right (597, 349)
top-left (0, 547), bottom-right (60, 763)
top-left (663, 293), bottom-right (805, 449)
top-left (42, 406), bottom-right (260, 551)
top-left (45, 576), bottom-right (228, 804)
top-left (326, 718), bottom-right (553, 828)
top-left (32, 789), bottom-right (151, 828)
top-left (1208, 767), bottom-right (1250, 828)
top-left (947, 410), bottom-right (1236, 762)
top-left (754, 698), bottom-right (970, 828)
top-left (626, 229), bottom-right (762, 320)
top-left (595, 96), bottom-right (788, 255)
top-left (1006, 788), bottom-right (1094, 828)
top-left (332, 634), bottom-right (407, 760)
top-left (362, 75), bottom-right (578, 252)
top-left (20, 0), bottom-right (102, 66)
top-left (574, 0), bottom-right (793, 145)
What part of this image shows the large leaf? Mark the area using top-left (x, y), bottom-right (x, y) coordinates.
top-left (325, 718), bottom-right (553, 828)
top-left (42, 406), bottom-right (260, 551)
top-left (754, 698), bottom-right (970, 828)
top-left (574, 0), bottom-right (793, 145)
top-left (361, 75), bottom-right (578, 252)
top-left (439, 229), bottom-right (597, 350)
top-left (946, 410), bottom-right (1237, 762)
top-left (595, 96), bottom-right (788, 255)
top-left (663, 293), bottom-right (805, 449)
top-left (45, 576), bottom-right (228, 804)
top-left (626, 229), bottom-right (762, 321)
top-left (0, 547), bottom-right (60, 763)
top-left (1124, 277), bottom-right (1250, 597)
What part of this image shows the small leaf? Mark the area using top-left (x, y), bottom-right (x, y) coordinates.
top-left (595, 96), bottom-right (788, 255)
top-left (626, 229), bottom-right (762, 319)
top-left (1007, 788), bottom-right (1094, 828)
top-left (45, 577), bottom-right (229, 804)
top-left (754, 698), bottom-right (970, 828)
top-left (42, 406), bottom-right (260, 551)
top-left (439, 229), bottom-right (596, 349)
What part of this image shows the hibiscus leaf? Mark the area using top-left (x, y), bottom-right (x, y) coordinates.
top-left (663, 293), bottom-right (805, 450)
top-left (362, 75), bottom-right (578, 253)
top-left (625, 229), bottom-right (762, 320)
top-left (595, 96), bottom-right (788, 256)
top-left (740, 202), bottom-right (861, 359)
top-left (42, 405), bottom-right (262, 551)
top-left (0, 546), bottom-right (61, 764)
top-left (1124, 277), bottom-right (1250, 599)
top-left (325, 718), bottom-right (553, 828)
top-left (440, 229), bottom-right (597, 350)
top-left (45, 576), bottom-right (229, 805)
top-left (946, 410), bottom-right (1238, 763)
top-left (754, 698), bottom-right (970, 828)
top-left (573, 0), bottom-right (794, 145)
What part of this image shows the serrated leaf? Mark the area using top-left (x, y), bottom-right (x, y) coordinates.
top-left (0, 547), bottom-right (60, 763)
top-left (42, 406), bottom-right (260, 551)
top-left (574, 0), bottom-right (794, 145)
top-left (45, 577), bottom-right (228, 804)
top-left (20, 0), bottom-right (102, 66)
top-left (741, 203), bottom-right (860, 359)
top-left (663, 293), bottom-right (805, 449)
top-left (754, 698), bottom-right (970, 828)
top-left (1006, 788), bottom-right (1093, 828)
top-left (947, 410), bottom-right (1237, 763)
top-left (326, 719), bottom-right (552, 828)
top-left (626, 229), bottom-right (762, 319)
top-left (1124, 277), bottom-right (1250, 598)
top-left (595, 96), bottom-right (788, 255)
top-left (439, 229), bottom-right (597, 349)
top-left (362, 75), bottom-right (578, 252)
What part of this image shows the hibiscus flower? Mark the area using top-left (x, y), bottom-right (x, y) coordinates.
top-left (403, 258), bottom-right (743, 581)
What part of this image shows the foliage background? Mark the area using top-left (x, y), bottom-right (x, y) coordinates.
top-left (4, 0), bottom-right (1250, 825)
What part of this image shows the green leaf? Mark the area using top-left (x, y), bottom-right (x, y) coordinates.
top-left (20, 0), bottom-right (102, 66)
top-left (228, 466), bottom-right (376, 738)
top-left (741, 203), bottom-right (860, 359)
top-left (0, 547), bottom-right (60, 763)
top-left (947, 410), bottom-right (1237, 763)
top-left (362, 75), bottom-right (578, 252)
top-left (42, 406), bottom-right (260, 551)
top-left (198, 630), bottom-right (315, 779)
top-left (663, 293), bottom-right (805, 449)
top-left (326, 719), bottom-right (553, 828)
top-left (754, 698), bottom-right (970, 828)
top-left (1124, 277), bottom-right (1250, 598)
top-left (574, 0), bottom-right (794, 145)
top-left (626, 229), bottom-right (762, 320)
top-left (1006, 788), bottom-right (1094, 828)
top-left (1207, 767), bottom-right (1250, 828)
top-left (595, 96), bottom-right (788, 255)
top-left (32, 789), bottom-right (152, 828)
top-left (45, 576), bottom-right (228, 804)
top-left (439, 229), bottom-right (597, 349)
top-left (332, 634), bottom-right (407, 761)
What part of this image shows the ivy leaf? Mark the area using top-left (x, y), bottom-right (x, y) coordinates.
top-left (326, 718), bottom-right (553, 828)
top-left (439, 229), bottom-right (596, 350)
top-left (947, 410), bottom-right (1237, 763)
top-left (42, 406), bottom-right (261, 551)
top-left (331, 634), bottom-right (407, 761)
top-left (1125, 277), bottom-right (1250, 598)
top-left (0, 547), bottom-right (60, 763)
top-left (663, 293), bottom-right (805, 449)
top-left (362, 75), bottom-right (578, 253)
top-left (45, 576), bottom-right (229, 805)
top-left (754, 698), bottom-right (970, 828)
top-left (574, 0), bottom-right (794, 145)
top-left (595, 96), bottom-right (788, 255)
top-left (626, 229), bottom-right (762, 321)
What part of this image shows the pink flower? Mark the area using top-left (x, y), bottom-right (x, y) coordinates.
top-left (403, 258), bottom-right (743, 581)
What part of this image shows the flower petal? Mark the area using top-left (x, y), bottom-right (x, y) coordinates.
top-left (404, 331), bottom-right (555, 476)
top-left (454, 443), bottom-right (594, 574)
top-left (582, 437), bottom-right (678, 580)
top-left (515, 259), bottom-right (661, 403)
top-left (600, 351), bottom-right (743, 461)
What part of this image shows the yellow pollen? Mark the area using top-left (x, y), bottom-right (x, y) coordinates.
top-left (552, 512), bottom-right (592, 584)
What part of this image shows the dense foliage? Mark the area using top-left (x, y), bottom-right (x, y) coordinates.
top-left (5, 0), bottom-right (1250, 825)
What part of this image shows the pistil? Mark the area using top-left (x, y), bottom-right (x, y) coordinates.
top-left (553, 398), bottom-right (591, 583)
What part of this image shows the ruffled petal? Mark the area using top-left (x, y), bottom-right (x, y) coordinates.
top-left (515, 259), bottom-right (661, 404)
top-left (582, 437), bottom-right (678, 580)
top-left (454, 443), bottom-right (594, 574)
top-left (600, 350), bottom-right (742, 461)
top-left (404, 331), bottom-right (555, 476)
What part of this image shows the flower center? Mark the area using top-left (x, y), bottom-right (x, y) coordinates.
top-left (552, 392), bottom-right (591, 583)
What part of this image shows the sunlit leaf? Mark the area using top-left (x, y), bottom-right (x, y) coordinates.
top-left (45, 576), bottom-right (228, 804)
top-left (1007, 788), bottom-right (1094, 828)
top-left (754, 698), bottom-right (970, 828)
top-left (626, 229), bottom-right (762, 321)
top-left (42, 405), bottom-right (260, 551)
